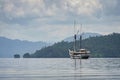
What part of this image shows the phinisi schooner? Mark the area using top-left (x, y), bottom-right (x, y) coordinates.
top-left (69, 22), bottom-right (90, 59)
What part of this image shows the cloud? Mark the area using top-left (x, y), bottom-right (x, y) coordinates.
top-left (0, 0), bottom-right (102, 23)
top-left (0, 21), bottom-right (73, 42)
top-left (99, 0), bottom-right (120, 16)
top-left (0, 0), bottom-right (120, 42)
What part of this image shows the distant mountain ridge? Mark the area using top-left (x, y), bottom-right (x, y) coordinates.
top-left (64, 32), bottom-right (102, 42)
top-left (0, 37), bottom-right (50, 58)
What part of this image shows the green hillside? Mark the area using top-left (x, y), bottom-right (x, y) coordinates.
top-left (24, 33), bottom-right (120, 58)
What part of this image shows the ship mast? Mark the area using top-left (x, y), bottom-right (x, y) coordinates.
top-left (74, 21), bottom-right (76, 51)
top-left (79, 24), bottom-right (82, 49)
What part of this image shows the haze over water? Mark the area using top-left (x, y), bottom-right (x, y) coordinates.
top-left (0, 58), bottom-right (120, 80)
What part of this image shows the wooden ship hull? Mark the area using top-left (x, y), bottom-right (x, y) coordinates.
top-left (69, 49), bottom-right (90, 59)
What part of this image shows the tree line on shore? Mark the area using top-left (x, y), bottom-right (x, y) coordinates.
top-left (18, 33), bottom-right (120, 58)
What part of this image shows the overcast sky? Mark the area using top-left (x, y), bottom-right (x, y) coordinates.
top-left (0, 0), bottom-right (120, 42)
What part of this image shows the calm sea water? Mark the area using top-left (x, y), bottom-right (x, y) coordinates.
top-left (0, 58), bottom-right (120, 80)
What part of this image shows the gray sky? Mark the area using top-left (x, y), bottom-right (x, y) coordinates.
top-left (0, 0), bottom-right (120, 42)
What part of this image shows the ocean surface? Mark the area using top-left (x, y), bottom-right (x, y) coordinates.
top-left (0, 58), bottom-right (120, 80)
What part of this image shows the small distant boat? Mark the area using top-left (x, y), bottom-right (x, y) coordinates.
top-left (69, 22), bottom-right (90, 59)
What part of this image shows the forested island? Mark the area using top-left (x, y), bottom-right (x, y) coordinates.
top-left (23, 33), bottom-right (120, 58)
